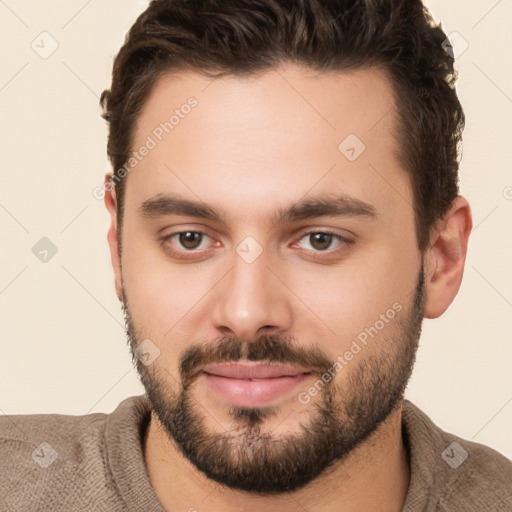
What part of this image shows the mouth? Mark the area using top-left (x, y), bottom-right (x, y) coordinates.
top-left (201, 362), bottom-right (313, 408)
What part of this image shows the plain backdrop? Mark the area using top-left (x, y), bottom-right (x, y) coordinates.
top-left (0, 0), bottom-right (511, 460)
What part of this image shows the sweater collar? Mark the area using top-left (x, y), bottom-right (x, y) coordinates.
top-left (105, 394), bottom-right (165, 511)
top-left (105, 395), bottom-right (444, 511)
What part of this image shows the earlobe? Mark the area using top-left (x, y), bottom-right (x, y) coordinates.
top-left (423, 196), bottom-right (473, 319)
top-left (104, 174), bottom-right (124, 303)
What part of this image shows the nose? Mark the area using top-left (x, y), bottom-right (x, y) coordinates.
top-left (210, 249), bottom-right (293, 342)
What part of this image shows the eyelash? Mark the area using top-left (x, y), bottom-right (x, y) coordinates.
top-left (161, 229), bottom-right (353, 260)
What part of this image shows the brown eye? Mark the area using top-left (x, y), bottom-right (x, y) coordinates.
top-left (295, 231), bottom-right (351, 255)
top-left (161, 230), bottom-right (217, 261)
top-left (308, 233), bottom-right (333, 251)
top-left (178, 231), bottom-right (203, 249)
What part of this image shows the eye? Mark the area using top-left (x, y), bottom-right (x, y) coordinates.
top-left (295, 231), bottom-right (350, 253)
top-left (164, 231), bottom-right (212, 252)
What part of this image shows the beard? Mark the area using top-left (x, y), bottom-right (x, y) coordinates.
top-left (122, 264), bottom-right (425, 495)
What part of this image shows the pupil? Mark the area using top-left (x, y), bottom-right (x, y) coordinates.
top-left (311, 233), bottom-right (331, 250)
top-left (180, 232), bottom-right (201, 249)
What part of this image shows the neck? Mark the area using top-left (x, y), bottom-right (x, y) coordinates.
top-left (143, 402), bottom-right (410, 512)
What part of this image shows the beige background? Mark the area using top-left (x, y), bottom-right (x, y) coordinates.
top-left (0, 0), bottom-right (511, 460)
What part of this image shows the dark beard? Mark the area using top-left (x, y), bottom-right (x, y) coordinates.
top-left (124, 265), bottom-right (425, 494)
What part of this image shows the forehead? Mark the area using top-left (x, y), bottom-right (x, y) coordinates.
top-left (126, 64), bottom-right (411, 226)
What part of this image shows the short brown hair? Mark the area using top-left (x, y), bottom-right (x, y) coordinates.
top-left (100, 0), bottom-right (464, 253)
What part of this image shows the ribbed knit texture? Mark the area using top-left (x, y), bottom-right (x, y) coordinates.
top-left (1, 395), bottom-right (511, 511)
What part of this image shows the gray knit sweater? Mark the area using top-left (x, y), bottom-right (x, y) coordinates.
top-left (1, 395), bottom-right (511, 511)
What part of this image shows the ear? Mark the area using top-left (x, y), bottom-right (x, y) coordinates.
top-left (423, 196), bottom-right (473, 319)
top-left (104, 174), bottom-right (124, 303)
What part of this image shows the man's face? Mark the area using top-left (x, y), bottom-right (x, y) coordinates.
top-left (116, 64), bottom-right (425, 493)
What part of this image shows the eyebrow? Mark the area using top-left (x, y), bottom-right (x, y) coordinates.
top-left (139, 193), bottom-right (377, 227)
top-left (271, 194), bottom-right (377, 225)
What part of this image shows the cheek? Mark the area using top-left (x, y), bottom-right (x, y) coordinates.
top-left (283, 241), bottom-right (418, 354)
top-left (120, 227), bottom-right (208, 339)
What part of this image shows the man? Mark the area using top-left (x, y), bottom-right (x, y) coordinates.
top-left (1, 0), bottom-right (511, 510)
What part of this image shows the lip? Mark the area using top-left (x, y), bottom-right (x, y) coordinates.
top-left (203, 362), bottom-right (311, 379)
top-left (201, 362), bottom-right (312, 408)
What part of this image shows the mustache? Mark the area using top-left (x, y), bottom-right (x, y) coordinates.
top-left (179, 334), bottom-right (333, 387)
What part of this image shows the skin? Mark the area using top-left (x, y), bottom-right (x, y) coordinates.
top-left (104, 64), bottom-right (472, 511)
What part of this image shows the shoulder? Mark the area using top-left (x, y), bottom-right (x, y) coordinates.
top-left (0, 406), bottom-right (109, 475)
top-left (402, 400), bottom-right (512, 510)
top-left (0, 396), bottom-right (147, 511)
top-left (436, 431), bottom-right (512, 509)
